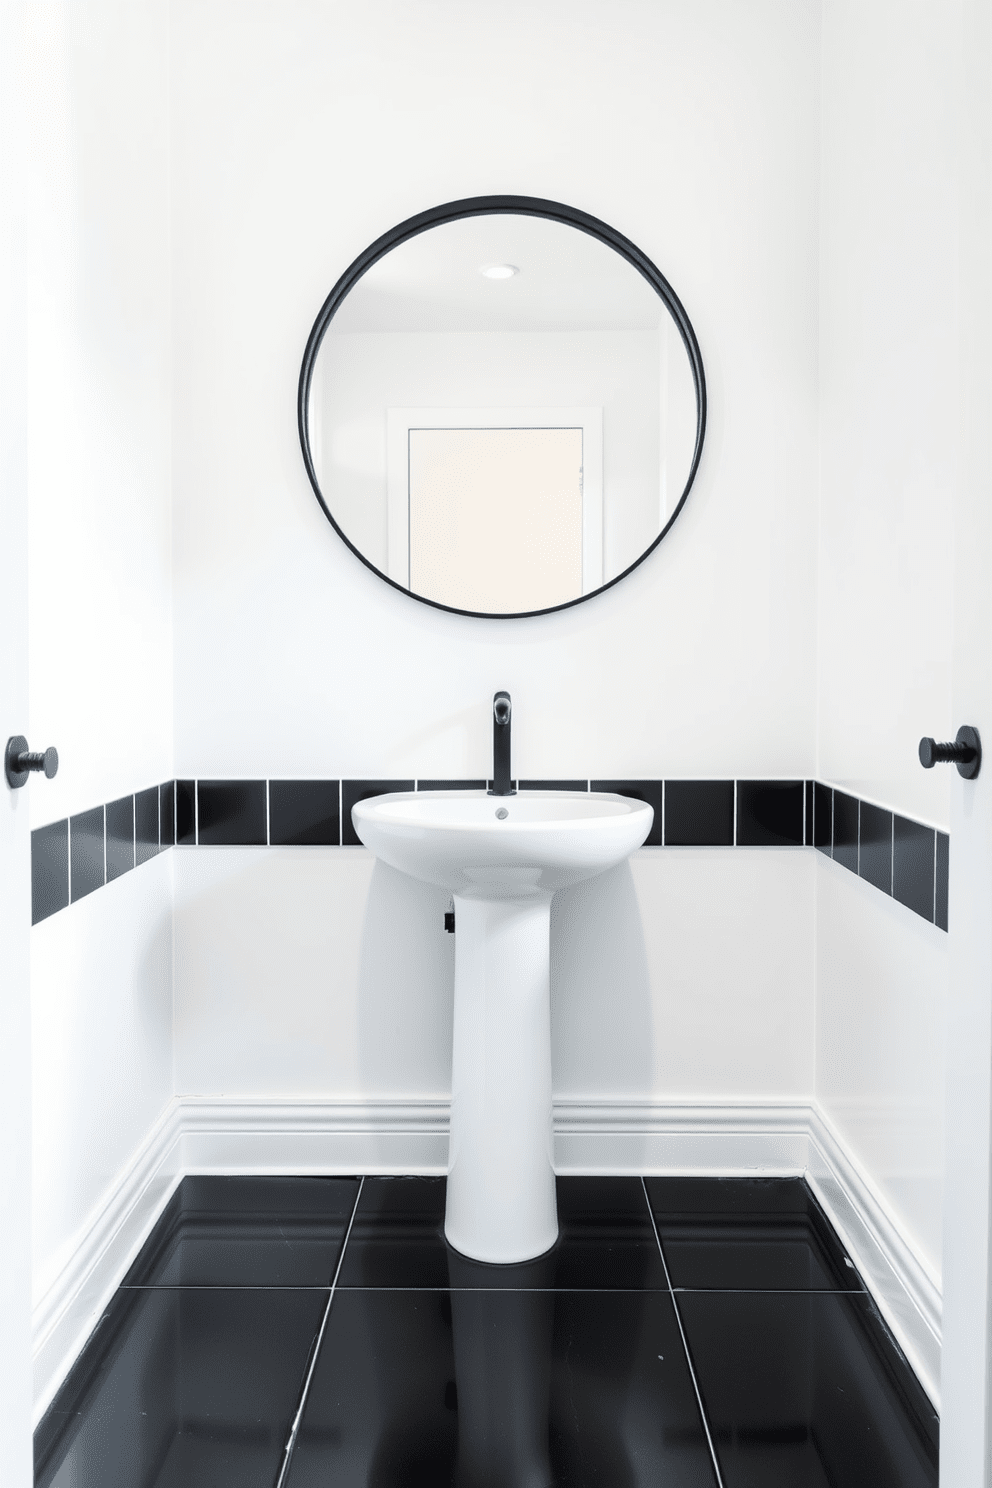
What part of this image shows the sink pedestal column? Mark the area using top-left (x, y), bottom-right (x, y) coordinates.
top-left (444, 892), bottom-right (558, 1263)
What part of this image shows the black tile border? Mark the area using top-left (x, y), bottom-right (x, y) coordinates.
top-left (28, 776), bottom-right (950, 931)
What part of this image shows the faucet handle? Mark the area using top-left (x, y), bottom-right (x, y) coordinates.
top-left (493, 691), bottom-right (511, 725)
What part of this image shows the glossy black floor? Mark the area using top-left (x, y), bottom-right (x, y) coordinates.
top-left (36, 1174), bottom-right (938, 1488)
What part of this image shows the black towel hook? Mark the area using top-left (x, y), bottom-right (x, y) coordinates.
top-left (5, 735), bottom-right (59, 789)
top-left (919, 725), bottom-right (981, 780)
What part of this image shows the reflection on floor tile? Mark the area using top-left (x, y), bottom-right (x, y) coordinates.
top-left (36, 1286), bottom-right (326, 1488)
top-left (36, 1174), bottom-right (937, 1488)
top-left (645, 1176), bottom-right (861, 1290)
top-left (284, 1288), bottom-right (717, 1488)
top-left (678, 1290), bottom-right (938, 1488)
top-left (337, 1175), bottom-right (667, 1290)
top-left (122, 1175), bottom-right (360, 1287)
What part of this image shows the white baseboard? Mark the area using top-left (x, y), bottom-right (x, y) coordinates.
top-left (32, 1095), bottom-right (942, 1423)
top-left (31, 1098), bottom-right (184, 1424)
top-left (805, 1104), bottom-right (942, 1407)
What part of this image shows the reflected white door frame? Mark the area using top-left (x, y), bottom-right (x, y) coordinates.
top-left (386, 406), bottom-right (603, 604)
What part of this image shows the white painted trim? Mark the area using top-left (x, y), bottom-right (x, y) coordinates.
top-left (31, 1098), bottom-right (183, 1424)
top-left (32, 1096), bottom-right (941, 1424)
top-left (806, 1104), bottom-right (942, 1408)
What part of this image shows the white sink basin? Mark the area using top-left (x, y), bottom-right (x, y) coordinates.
top-left (353, 789), bottom-right (653, 1265)
top-left (352, 788), bottom-right (653, 897)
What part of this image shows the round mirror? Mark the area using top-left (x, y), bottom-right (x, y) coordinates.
top-left (299, 196), bottom-right (705, 618)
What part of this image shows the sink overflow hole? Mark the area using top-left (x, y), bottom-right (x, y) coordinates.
top-left (495, 807), bottom-right (509, 819)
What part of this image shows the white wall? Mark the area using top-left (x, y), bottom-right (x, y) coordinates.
top-left (26, 0), bottom-right (175, 1308)
top-left (816, 0), bottom-right (956, 1287)
top-left (170, 0), bottom-right (820, 784)
top-left (168, 0), bottom-right (821, 1106)
top-left (174, 846), bottom-right (814, 1105)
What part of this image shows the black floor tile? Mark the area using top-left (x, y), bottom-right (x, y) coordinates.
top-left (285, 1288), bottom-right (717, 1488)
top-left (590, 780), bottom-right (663, 844)
top-left (105, 794), bottom-right (135, 883)
top-left (804, 781), bottom-right (813, 846)
top-left (664, 780), bottom-right (734, 846)
top-left (832, 790), bottom-right (859, 873)
top-left (678, 1290), bottom-right (938, 1488)
top-left (337, 1176), bottom-right (668, 1291)
top-left (859, 802), bottom-right (893, 895)
top-left (122, 1176), bottom-right (360, 1288)
top-left (70, 806), bottom-right (104, 901)
top-left (197, 780), bottom-right (267, 846)
top-left (35, 1285), bottom-right (327, 1488)
top-left (342, 779), bottom-right (416, 845)
top-left (645, 1177), bottom-right (859, 1291)
top-left (32, 820), bottom-right (69, 924)
top-left (736, 781), bottom-right (804, 847)
top-left (336, 1176), bottom-right (449, 1288)
top-left (135, 786), bottom-right (160, 865)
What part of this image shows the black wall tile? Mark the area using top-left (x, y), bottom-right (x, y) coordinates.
top-left (832, 791), bottom-right (859, 873)
top-left (893, 817), bottom-right (935, 922)
top-left (591, 781), bottom-right (663, 845)
top-left (936, 832), bottom-right (949, 932)
top-left (805, 780), bottom-right (813, 846)
top-left (176, 780), bottom-right (195, 845)
top-left (135, 787), bottom-right (159, 866)
top-left (813, 782), bottom-right (833, 855)
top-left (269, 780), bottom-right (340, 846)
top-left (70, 806), bottom-right (105, 902)
top-left (198, 780), bottom-right (267, 846)
top-left (105, 795), bottom-right (135, 883)
top-left (858, 803), bottom-right (892, 895)
top-left (736, 781), bottom-right (804, 847)
top-left (417, 779), bottom-right (487, 792)
top-left (519, 779), bottom-right (588, 792)
top-left (662, 780), bottom-right (733, 847)
top-left (343, 780), bottom-right (415, 846)
top-left (32, 821), bottom-right (69, 924)
top-left (160, 781), bottom-right (175, 847)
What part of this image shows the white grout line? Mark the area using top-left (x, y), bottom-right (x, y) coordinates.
top-left (641, 1177), bottom-right (725, 1488)
top-left (275, 1176), bottom-right (365, 1488)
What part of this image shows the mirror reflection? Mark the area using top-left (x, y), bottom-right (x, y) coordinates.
top-left (303, 204), bottom-right (704, 616)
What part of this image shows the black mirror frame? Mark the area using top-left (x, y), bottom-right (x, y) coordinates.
top-left (298, 194), bottom-right (707, 620)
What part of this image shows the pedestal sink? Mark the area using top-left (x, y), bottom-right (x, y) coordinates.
top-left (352, 789), bottom-right (653, 1264)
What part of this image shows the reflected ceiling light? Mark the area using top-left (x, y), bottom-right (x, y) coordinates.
top-left (479, 264), bottom-right (519, 280)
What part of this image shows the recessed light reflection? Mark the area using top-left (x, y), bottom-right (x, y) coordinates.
top-left (479, 264), bottom-right (519, 280)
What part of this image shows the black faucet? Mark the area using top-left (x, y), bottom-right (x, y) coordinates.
top-left (489, 692), bottom-right (514, 796)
